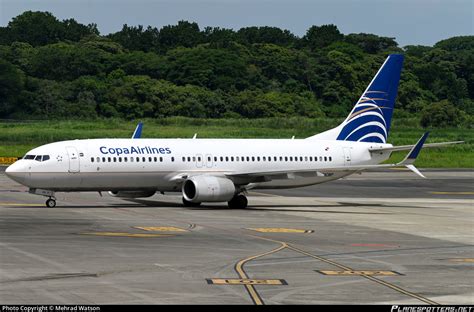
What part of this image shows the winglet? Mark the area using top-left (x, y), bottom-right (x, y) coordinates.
top-left (132, 122), bottom-right (143, 139)
top-left (400, 132), bottom-right (429, 165)
top-left (398, 132), bottom-right (429, 178)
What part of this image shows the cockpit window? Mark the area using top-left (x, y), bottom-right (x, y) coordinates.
top-left (23, 155), bottom-right (50, 161)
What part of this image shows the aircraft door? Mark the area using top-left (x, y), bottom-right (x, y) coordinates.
top-left (343, 147), bottom-right (352, 166)
top-left (66, 146), bottom-right (80, 173)
top-left (205, 154), bottom-right (213, 168)
top-left (195, 154), bottom-right (203, 168)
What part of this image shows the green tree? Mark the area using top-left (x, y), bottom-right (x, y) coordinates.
top-left (236, 26), bottom-right (296, 46)
top-left (420, 100), bottom-right (466, 128)
top-left (303, 24), bottom-right (343, 50)
top-left (158, 21), bottom-right (203, 52)
top-left (345, 33), bottom-right (398, 53)
top-left (0, 60), bottom-right (25, 117)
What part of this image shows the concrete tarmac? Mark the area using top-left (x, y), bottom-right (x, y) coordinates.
top-left (0, 170), bottom-right (473, 304)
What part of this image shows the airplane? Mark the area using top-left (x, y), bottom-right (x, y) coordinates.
top-left (5, 54), bottom-right (463, 208)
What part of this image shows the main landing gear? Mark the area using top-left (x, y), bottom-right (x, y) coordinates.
top-left (182, 197), bottom-right (201, 207)
top-left (227, 194), bottom-right (248, 209)
top-left (181, 194), bottom-right (248, 209)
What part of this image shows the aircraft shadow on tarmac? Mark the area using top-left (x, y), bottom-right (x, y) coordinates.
top-left (120, 198), bottom-right (398, 214)
top-left (4, 197), bottom-right (433, 212)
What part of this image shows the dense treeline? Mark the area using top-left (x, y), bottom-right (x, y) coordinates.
top-left (0, 11), bottom-right (472, 127)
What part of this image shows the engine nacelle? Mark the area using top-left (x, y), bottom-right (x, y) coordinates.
top-left (182, 176), bottom-right (236, 203)
top-left (108, 190), bottom-right (156, 198)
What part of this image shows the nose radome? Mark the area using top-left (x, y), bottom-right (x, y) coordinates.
top-left (5, 163), bottom-right (14, 177)
top-left (4, 162), bottom-right (27, 185)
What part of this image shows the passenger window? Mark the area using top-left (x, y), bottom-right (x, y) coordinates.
top-left (182, 157), bottom-right (186, 162)
top-left (310, 157), bottom-right (313, 161)
top-left (289, 157), bottom-right (293, 161)
top-left (225, 157), bottom-right (229, 162)
top-left (108, 157), bottom-right (111, 162)
top-left (198, 157), bottom-right (201, 162)
top-left (214, 156), bottom-right (217, 162)
top-left (300, 157), bottom-right (303, 161)
top-left (246, 156), bottom-right (250, 161)
top-left (130, 157), bottom-right (134, 162)
top-left (188, 157), bottom-right (191, 162)
top-left (154, 157), bottom-right (157, 162)
top-left (136, 157), bottom-right (139, 162)
top-left (231, 156), bottom-right (234, 161)
top-left (320, 156), bottom-right (323, 161)
top-left (208, 156), bottom-right (211, 161)
top-left (257, 157), bottom-right (260, 161)
top-left (171, 157), bottom-right (175, 162)
top-left (251, 157), bottom-right (255, 161)
top-left (142, 157), bottom-right (145, 162)
top-left (124, 157), bottom-right (128, 162)
top-left (324, 156), bottom-right (327, 161)
top-left (268, 157), bottom-right (271, 162)
top-left (236, 156), bottom-right (239, 161)
top-left (285, 157), bottom-right (288, 161)
top-left (102, 157), bottom-right (106, 162)
top-left (329, 156), bottom-right (332, 161)
top-left (119, 157), bottom-right (122, 162)
top-left (96, 157), bottom-right (100, 163)
top-left (160, 157), bottom-right (163, 162)
top-left (91, 157), bottom-right (94, 162)
top-left (279, 156), bottom-right (283, 161)
top-left (113, 157), bottom-right (117, 162)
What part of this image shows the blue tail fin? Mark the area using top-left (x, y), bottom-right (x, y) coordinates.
top-left (336, 54), bottom-right (404, 143)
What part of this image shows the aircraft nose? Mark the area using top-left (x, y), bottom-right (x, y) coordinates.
top-left (5, 161), bottom-right (28, 185)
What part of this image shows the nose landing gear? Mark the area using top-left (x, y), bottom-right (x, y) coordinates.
top-left (46, 198), bottom-right (56, 208)
top-left (29, 188), bottom-right (57, 207)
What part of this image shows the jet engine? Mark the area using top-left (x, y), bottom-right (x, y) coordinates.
top-left (182, 176), bottom-right (235, 203)
top-left (108, 190), bottom-right (156, 198)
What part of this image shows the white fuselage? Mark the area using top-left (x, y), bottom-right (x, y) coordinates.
top-left (6, 138), bottom-right (391, 192)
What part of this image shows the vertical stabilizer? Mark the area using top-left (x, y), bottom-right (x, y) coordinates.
top-left (307, 54), bottom-right (404, 143)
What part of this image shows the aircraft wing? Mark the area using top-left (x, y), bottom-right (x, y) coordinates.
top-left (228, 132), bottom-right (432, 180)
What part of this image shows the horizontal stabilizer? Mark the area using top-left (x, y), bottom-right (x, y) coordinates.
top-left (369, 141), bottom-right (464, 153)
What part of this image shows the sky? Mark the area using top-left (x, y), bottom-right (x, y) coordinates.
top-left (0, 0), bottom-right (472, 47)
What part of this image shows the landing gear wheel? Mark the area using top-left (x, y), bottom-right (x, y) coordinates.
top-left (228, 194), bottom-right (248, 209)
top-left (182, 197), bottom-right (201, 207)
top-left (46, 198), bottom-right (56, 208)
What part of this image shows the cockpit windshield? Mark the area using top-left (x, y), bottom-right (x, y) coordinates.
top-left (23, 155), bottom-right (50, 161)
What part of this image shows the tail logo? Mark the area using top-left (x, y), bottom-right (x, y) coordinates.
top-left (336, 91), bottom-right (390, 144)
